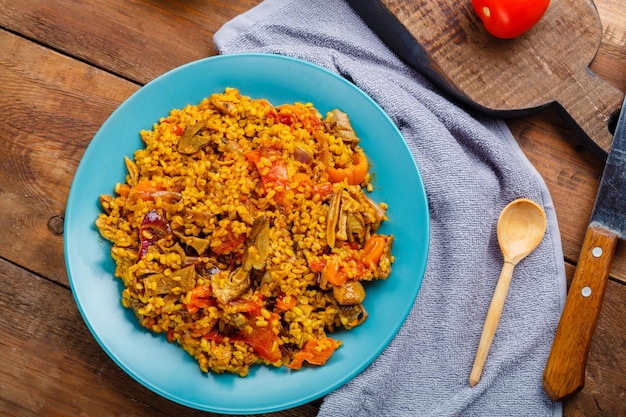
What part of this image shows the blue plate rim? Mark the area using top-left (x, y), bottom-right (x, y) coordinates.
top-left (64, 52), bottom-right (429, 414)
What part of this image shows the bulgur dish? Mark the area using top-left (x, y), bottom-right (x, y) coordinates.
top-left (96, 87), bottom-right (394, 377)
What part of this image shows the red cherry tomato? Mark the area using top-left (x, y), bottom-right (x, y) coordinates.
top-left (472, 0), bottom-right (550, 39)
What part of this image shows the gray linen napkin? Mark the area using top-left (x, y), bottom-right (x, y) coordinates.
top-left (214, 1), bottom-right (566, 416)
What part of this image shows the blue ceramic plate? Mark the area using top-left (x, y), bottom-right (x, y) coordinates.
top-left (64, 53), bottom-right (429, 414)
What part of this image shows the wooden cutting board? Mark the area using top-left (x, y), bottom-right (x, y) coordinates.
top-left (348, 0), bottom-right (624, 158)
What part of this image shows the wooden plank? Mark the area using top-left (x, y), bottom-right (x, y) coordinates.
top-left (347, 0), bottom-right (623, 157)
top-left (0, 0), bottom-right (263, 85)
top-left (0, 254), bottom-right (623, 416)
top-left (1, 0), bottom-right (624, 287)
top-left (4, 0), bottom-right (622, 112)
top-left (504, 0), bottom-right (626, 285)
top-left (0, 0), bottom-right (624, 413)
top-left (561, 265), bottom-right (626, 417)
top-left (508, 107), bottom-right (626, 285)
top-left (0, 30), bottom-right (138, 286)
top-left (0, 257), bottom-right (319, 416)
top-left (591, 0), bottom-right (626, 93)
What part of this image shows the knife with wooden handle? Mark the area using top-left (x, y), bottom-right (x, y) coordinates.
top-left (543, 96), bottom-right (626, 402)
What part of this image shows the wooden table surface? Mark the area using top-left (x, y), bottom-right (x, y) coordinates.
top-left (1, 1), bottom-right (624, 416)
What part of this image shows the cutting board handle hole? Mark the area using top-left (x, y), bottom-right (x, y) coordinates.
top-left (608, 108), bottom-right (621, 136)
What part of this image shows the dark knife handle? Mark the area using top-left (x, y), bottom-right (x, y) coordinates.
top-left (543, 225), bottom-right (617, 401)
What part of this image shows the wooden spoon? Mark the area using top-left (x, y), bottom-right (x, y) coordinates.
top-left (469, 198), bottom-right (547, 387)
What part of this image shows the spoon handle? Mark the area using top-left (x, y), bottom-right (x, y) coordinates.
top-left (469, 261), bottom-right (515, 387)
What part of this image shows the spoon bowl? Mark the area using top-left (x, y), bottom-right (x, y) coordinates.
top-left (469, 198), bottom-right (547, 387)
top-left (498, 199), bottom-right (548, 265)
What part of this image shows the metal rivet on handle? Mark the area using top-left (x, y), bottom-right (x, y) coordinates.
top-left (581, 287), bottom-right (592, 297)
top-left (592, 247), bottom-right (603, 257)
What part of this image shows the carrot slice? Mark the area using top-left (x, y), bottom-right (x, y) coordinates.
top-left (326, 151), bottom-right (368, 185)
top-left (362, 235), bottom-right (387, 268)
top-left (324, 259), bottom-right (349, 286)
top-left (276, 294), bottom-right (297, 311)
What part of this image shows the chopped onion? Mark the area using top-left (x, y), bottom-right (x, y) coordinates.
top-left (293, 144), bottom-right (313, 164)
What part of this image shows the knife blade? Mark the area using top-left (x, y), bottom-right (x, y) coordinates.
top-left (543, 96), bottom-right (626, 402)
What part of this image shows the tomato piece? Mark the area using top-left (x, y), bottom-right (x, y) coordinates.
top-left (171, 124), bottom-right (183, 136)
top-left (166, 329), bottom-right (175, 343)
top-left (160, 120), bottom-right (184, 136)
top-left (287, 337), bottom-right (340, 370)
top-left (264, 162), bottom-right (289, 187)
top-left (272, 103), bottom-right (322, 132)
top-left (203, 329), bottom-right (226, 343)
top-left (309, 258), bottom-right (326, 273)
top-left (323, 255), bottom-right (367, 285)
top-left (203, 310), bottom-right (281, 363)
top-left (185, 285), bottom-right (215, 314)
top-left (472, 0), bottom-right (550, 39)
top-left (289, 172), bottom-right (311, 189)
top-left (190, 285), bottom-right (211, 298)
top-left (276, 294), bottom-right (296, 311)
top-left (240, 318), bottom-right (282, 363)
top-left (244, 148), bottom-right (262, 164)
top-left (245, 149), bottom-right (289, 190)
top-left (276, 112), bottom-right (295, 126)
top-left (186, 298), bottom-right (215, 313)
top-left (311, 182), bottom-right (334, 199)
top-left (211, 230), bottom-right (247, 255)
top-left (245, 148), bottom-right (291, 206)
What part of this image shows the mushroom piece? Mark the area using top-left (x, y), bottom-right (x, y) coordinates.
top-left (211, 216), bottom-right (270, 304)
top-left (242, 215), bottom-right (270, 271)
top-left (337, 303), bottom-right (368, 330)
top-left (209, 95), bottom-right (238, 116)
top-left (325, 109), bottom-right (360, 145)
top-left (211, 268), bottom-right (250, 305)
top-left (326, 190), bottom-right (342, 248)
top-left (332, 280), bottom-right (366, 306)
top-left (178, 122), bottom-right (211, 154)
top-left (143, 264), bottom-right (197, 297)
top-left (326, 187), bottom-right (376, 248)
top-left (173, 231), bottom-right (211, 255)
top-left (124, 155), bottom-right (140, 187)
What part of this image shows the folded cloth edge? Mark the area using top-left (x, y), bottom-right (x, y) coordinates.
top-left (213, 2), bottom-right (567, 415)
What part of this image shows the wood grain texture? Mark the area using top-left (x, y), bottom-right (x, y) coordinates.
top-left (561, 265), bottom-right (626, 417)
top-left (347, 0), bottom-right (624, 157)
top-left (0, 30), bottom-right (138, 286)
top-left (544, 226), bottom-right (617, 401)
top-left (592, 0), bottom-right (626, 93)
top-left (0, 257), bottom-right (320, 417)
top-left (506, 110), bottom-right (626, 285)
top-left (469, 261), bottom-right (515, 387)
top-left (0, 0), bottom-right (261, 85)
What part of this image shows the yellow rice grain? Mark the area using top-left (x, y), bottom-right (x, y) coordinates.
top-left (95, 88), bottom-right (394, 377)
